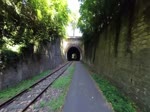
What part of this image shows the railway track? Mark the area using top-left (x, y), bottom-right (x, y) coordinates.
top-left (0, 62), bottom-right (72, 112)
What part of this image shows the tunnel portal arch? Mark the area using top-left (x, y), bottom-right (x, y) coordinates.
top-left (66, 46), bottom-right (82, 61)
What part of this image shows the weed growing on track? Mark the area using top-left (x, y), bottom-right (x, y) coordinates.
top-left (40, 101), bottom-right (47, 108)
top-left (48, 65), bottom-right (75, 111)
top-left (92, 74), bottom-right (137, 112)
top-left (0, 70), bottom-right (51, 101)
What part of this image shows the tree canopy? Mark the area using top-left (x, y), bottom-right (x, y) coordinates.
top-left (78, 0), bottom-right (122, 41)
top-left (0, 0), bottom-right (69, 68)
top-left (0, 0), bottom-right (69, 50)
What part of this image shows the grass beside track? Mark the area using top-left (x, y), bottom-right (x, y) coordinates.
top-left (0, 70), bottom-right (51, 102)
top-left (45, 64), bottom-right (75, 111)
top-left (91, 73), bottom-right (137, 112)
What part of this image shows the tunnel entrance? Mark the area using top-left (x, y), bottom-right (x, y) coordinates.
top-left (67, 47), bottom-right (80, 61)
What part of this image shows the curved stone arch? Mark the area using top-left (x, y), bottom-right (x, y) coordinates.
top-left (65, 45), bottom-right (82, 61)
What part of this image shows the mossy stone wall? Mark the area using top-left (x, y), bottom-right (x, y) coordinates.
top-left (84, 1), bottom-right (150, 111)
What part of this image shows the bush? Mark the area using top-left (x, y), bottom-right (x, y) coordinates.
top-left (1, 49), bottom-right (20, 66)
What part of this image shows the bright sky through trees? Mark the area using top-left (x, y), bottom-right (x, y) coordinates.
top-left (67, 0), bottom-right (82, 37)
top-left (68, 0), bottom-right (80, 11)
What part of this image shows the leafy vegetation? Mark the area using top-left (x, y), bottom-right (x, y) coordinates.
top-left (1, 49), bottom-right (19, 65)
top-left (49, 65), bottom-right (74, 111)
top-left (0, 0), bottom-right (69, 68)
top-left (91, 73), bottom-right (137, 112)
top-left (38, 65), bottom-right (74, 111)
top-left (48, 92), bottom-right (66, 111)
top-left (0, 70), bottom-right (51, 101)
top-left (69, 11), bottom-right (79, 37)
top-left (37, 65), bottom-right (74, 111)
top-left (52, 73), bottom-right (73, 89)
top-left (78, 0), bottom-right (135, 42)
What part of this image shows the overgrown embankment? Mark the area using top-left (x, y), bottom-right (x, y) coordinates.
top-left (79, 0), bottom-right (150, 111)
top-left (0, 0), bottom-right (69, 90)
top-left (0, 39), bottom-right (65, 90)
top-left (0, 69), bottom-right (51, 103)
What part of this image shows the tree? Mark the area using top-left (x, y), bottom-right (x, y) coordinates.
top-left (70, 12), bottom-right (79, 37)
top-left (0, 0), bottom-right (69, 67)
top-left (78, 0), bottom-right (121, 41)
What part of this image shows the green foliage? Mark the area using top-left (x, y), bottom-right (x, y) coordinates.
top-left (49, 92), bottom-right (66, 111)
top-left (48, 65), bottom-right (74, 111)
top-left (1, 49), bottom-right (20, 65)
top-left (52, 75), bottom-right (72, 89)
top-left (92, 74), bottom-right (137, 112)
top-left (36, 65), bottom-right (75, 111)
top-left (78, 0), bottom-right (121, 41)
top-left (0, 70), bottom-right (51, 101)
top-left (40, 101), bottom-right (47, 108)
top-left (69, 11), bottom-right (79, 37)
top-left (52, 66), bottom-right (74, 89)
top-left (0, 0), bottom-right (69, 67)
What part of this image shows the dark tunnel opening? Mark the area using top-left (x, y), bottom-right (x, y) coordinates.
top-left (67, 47), bottom-right (80, 61)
